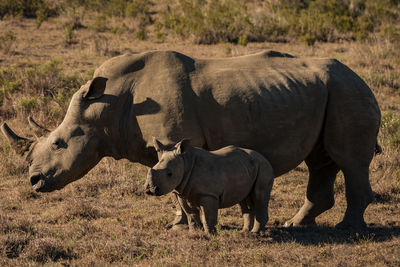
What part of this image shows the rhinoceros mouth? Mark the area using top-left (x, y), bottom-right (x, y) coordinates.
top-left (145, 186), bottom-right (160, 196)
top-left (30, 173), bottom-right (46, 192)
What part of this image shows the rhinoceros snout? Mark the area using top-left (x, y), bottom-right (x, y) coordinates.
top-left (30, 173), bottom-right (45, 192)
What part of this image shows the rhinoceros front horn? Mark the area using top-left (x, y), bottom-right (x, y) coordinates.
top-left (1, 122), bottom-right (33, 156)
top-left (28, 116), bottom-right (50, 137)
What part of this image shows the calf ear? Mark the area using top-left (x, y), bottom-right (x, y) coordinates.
top-left (83, 77), bottom-right (108, 100)
top-left (175, 139), bottom-right (191, 154)
top-left (153, 137), bottom-right (167, 153)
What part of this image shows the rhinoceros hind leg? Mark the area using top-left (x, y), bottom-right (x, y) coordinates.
top-left (285, 143), bottom-right (339, 227)
top-left (335, 167), bottom-right (372, 229)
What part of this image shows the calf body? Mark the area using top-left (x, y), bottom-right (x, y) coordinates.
top-left (145, 139), bottom-right (274, 234)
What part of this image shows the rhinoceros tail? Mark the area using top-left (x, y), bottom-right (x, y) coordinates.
top-left (375, 142), bottom-right (382, 155)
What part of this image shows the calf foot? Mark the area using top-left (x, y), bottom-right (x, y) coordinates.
top-left (166, 214), bottom-right (188, 230)
top-left (171, 224), bottom-right (188, 231)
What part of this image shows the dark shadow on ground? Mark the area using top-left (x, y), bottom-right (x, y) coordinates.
top-left (259, 226), bottom-right (400, 245)
top-left (219, 224), bottom-right (400, 244)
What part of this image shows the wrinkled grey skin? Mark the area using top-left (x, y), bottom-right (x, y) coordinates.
top-left (1, 50), bottom-right (381, 228)
top-left (145, 139), bottom-right (274, 235)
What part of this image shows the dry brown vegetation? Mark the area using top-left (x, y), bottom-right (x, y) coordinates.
top-left (0, 4), bottom-right (400, 266)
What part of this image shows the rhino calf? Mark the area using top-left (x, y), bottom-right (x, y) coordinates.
top-left (145, 138), bottom-right (274, 235)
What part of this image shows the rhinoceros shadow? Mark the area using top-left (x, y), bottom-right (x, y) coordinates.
top-left (219, 225), bottom-right (400, 244)
top-left (254, 226), bottom-right (400, 245)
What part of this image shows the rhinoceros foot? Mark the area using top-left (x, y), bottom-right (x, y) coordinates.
top-left (284, 216), bottom-right (317, 227)
top-left (335, 219), bottom-right (367, 229)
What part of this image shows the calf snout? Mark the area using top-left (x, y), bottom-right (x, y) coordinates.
top-left (145, 185), bottom-right (158, 195)
top-left (144, 169), bottom-right (158, 195)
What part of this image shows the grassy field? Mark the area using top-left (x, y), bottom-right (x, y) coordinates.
top-left (0, 3), bottom-right (400, 266)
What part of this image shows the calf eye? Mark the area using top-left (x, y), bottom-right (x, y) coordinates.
top-left (167, 172), bottom-right (173, 177)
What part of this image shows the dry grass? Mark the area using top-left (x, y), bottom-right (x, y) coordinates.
top-left (0, 16), bottom-right (399, 266)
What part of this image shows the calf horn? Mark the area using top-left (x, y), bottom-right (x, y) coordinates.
top-left (1, 122), bottom-right (33, 156)
top-left (28, 116), bottom-right (50, 137)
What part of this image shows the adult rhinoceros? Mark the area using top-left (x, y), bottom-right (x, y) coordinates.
top-left (1, 50), bottom-right (380, 228)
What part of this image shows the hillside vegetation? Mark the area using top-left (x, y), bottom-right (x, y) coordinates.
top-left (0, 0), bottom-right (399, 266)
top-left (0, 0), bottom-right (400, 45)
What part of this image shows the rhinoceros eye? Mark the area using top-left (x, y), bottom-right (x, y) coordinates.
top-left (51, 138), bottom-right (67, 150)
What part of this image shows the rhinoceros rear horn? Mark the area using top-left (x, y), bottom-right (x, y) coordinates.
top-left (28, 116), bottom-right (50, 137)
top-left (1, 122), bottom-right (34, 156)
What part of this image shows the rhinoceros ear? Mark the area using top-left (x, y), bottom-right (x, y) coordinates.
top-left (1, 122), bottom-right (34, 157)
top-left (28, 116), bottom-right (50, 138)
top-left (175, 139), bottom-right (191, 154)
top-left (83, 77), bottom-right (108, 100)
top-left (153, 137), bottom-right (167, 153)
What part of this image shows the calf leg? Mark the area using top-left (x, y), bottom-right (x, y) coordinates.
top-left (177, 197), bottom-right (201, 231)
top-left (285, 143), bottom-right (339, 227)
top-left (251, 159), bottom-right (274, 233)
top-left (199, 196), bottom-right (219, 235)
top-left (250, 195), bottom-right (268, 233)
top-left (169, 193), bottom-right (188, 230)
top-left (239, 198), bottom-right (254, 232)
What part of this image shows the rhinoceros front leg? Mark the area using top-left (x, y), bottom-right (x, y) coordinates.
top-left (285, 153), bottom-right (339, 227)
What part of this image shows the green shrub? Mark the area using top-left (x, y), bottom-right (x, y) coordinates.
top-left (0, 67), bottom-right (20, 107)
top-left (380, 23), bottom-right (400, 43)
top-left (237, 34), bottom-right (248, 46)
top-left (0, 0), bottom-right (59, 20)
top-left (381, 112), bottom-right (400, 150)
top-left (15, 97), bottom-right (39, 113)
top-left (154, 21), bottom-right (165, 42)
top-left (2, 79), bottom-right (19, 95)
top-left (162, 0), bottom-right (253, 44)
top-left (111, 26), bottom-right (123, 35)
top-left (35, 1), bottom-right (57, 28)
top-left (0, 31), bottom-right (16, 54)
top-left (63, 22), bottom-right (75, 45)
top-left (0, 58), bottom-right (87, 121)
top-left (355, 15), bottom-right (374, 42)
top-left (300, 33), bottom-right (316, 46)
top-left (104, 0), bottom-right (127, 17)
top-left (90, 15), bottom-right (109, 32)
top-left (2, 0), bottom-right (399, 44)
top-left (155, 30), bottom-right (165, 42)
top-left (125, 0), bottom-right (152, 26)
top-left (136, 29), bottom-right (147, 40)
